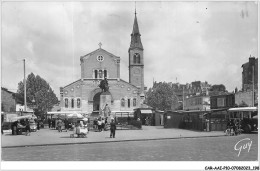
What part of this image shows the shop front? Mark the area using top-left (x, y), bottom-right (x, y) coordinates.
top-left (134, 108), bottom-right (154, 125)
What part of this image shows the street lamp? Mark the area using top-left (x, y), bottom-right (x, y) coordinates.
top-left (47, 89), bottom-right (50, 120)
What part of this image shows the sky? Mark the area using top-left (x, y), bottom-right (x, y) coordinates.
top-left (1, 1), bottom-right (258, 99)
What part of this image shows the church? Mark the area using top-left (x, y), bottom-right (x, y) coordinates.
top-left (59, 11), bottom-right (145, 115)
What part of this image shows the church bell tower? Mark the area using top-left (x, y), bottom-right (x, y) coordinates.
top-left (128, 9), bottom-right (144, 93)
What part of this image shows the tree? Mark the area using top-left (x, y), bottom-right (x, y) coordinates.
top-left (16, 73), bottom-right (59, 117)
top-left (210, 84), bottom-right (227, 92)
top-left (145, 82), bottom-right (179, 111)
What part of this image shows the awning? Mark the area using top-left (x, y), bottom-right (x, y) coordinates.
top-left (228, 107), bottom-right (258, 112)
top-left (47, 111), bottom-right (89, 115)
top-left (141, 110), bottom-right (153, 114)
top-left (10, 115), bottom-right (35, 122)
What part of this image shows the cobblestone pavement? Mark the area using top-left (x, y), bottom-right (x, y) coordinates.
top-left (2, 133), bottom-right (258, 161)
top-left (1, 126), bottom-right (226, 147)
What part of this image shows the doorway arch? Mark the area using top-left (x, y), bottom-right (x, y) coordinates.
top-left (93, 92), bottom-right (102, 111)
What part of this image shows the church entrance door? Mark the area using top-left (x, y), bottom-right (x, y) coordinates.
top-left (93, 92), bottom-right (101, 111)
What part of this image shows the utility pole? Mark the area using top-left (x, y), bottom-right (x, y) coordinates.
top-left (252, 65), bottom-right (254, 106)
top-left (183, 86), bottom-right (185, 110)
top-left (23, 59), bottom-right (27, 112)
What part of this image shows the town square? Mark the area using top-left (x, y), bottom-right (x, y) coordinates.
top-left (1, 1), bottom-right (259, 171)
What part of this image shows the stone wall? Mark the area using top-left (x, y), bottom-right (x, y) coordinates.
top-left (1, 88), bottom-right (16, 112)
top-left (235, 91), bottom-right (255, 107)
top-left (60, 79), bottom-right (141, 113)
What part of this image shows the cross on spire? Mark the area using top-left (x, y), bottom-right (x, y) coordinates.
top-left (135, 2), bottom-right (137, 15)
top-left (98, 42), bottom-right (102, 49)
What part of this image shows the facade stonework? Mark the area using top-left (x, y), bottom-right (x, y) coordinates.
top-left (60, 13), bottom-right (144, 114)
top-left (210, 93), bottom-right (235, 109)
top-left (183, 95), bottom-right (210, 111)
top-left (242, 56), bottom-right (258, 91)
top-left (235, 90), bottom-right (258, 107)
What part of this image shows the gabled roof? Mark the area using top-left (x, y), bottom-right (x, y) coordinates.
top-left (80, 48), bottom-right (120, 60)
top-left (1, 87), bottom-right (15, 94)
top-left (63, 79), bottom-right (81, 89)
top-left (119, 78), bottom-right (139, 89)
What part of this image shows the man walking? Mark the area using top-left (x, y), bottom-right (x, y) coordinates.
top-left (110, 119), bottom-right (116, 138)
top-left (64, 118), bottom-right (69, 132)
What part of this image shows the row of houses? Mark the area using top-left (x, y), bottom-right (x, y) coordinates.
top-left (161, 91), bottom-right (257, 132)
top-left (183, 89), bottom-right (257, 111)
top-left (183, 56), bottom-right (258, 111)
top-left (163, 56), bottom-right (258, 132)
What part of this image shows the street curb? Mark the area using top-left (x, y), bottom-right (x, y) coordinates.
top-left (1, 134), bottom-right (226, 148)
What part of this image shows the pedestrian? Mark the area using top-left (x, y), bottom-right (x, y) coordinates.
top-left (127, 116), bottom-right (131, 125)
top-left (57, 118), bottom-right (62, 132)
top-left (110, 119), bottom-right (116, 138)
top-left (76, 123), bottom-right (81, 135)
top-left (37, 120), bottom-right (40, 130)
top-left (97, 118), bottom-right (102, 132)
top-left (64, 118), bottom-right (69, 132)
top-left (52, 119), bottom-right (55, 129)
top-left (25, 119), bottom-right (31, 136)
top-left (48, 118), bottom-right (51, 128)
top-left (104, 117), bottom-right (108, 131)
top-left (93, 118), bottom-right (97, 130)
top-left (1, 114), bottom-right (4, 135)
top-left (145, 117), bottom-right (149, 126)
top-left (101, 118), bottom-right (105, 131)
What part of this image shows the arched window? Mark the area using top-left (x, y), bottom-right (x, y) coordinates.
top-left (104, 70), bottom-right (107, 78)
top-left (77, 99), bottom-right (81, 108)
top-left (121, 98), bottom-right (125, 107)
top-left (99, 70), bottom-right (103, 78)
top-left (71, 99), bottom-right (74, 108)
top-left (133, 98), bottom-right (136, 107)
top-left (65, 99), bottom-right (68, 108)
top-left (128, 99), bottom-right (131, 108)
top-left (95, 70), bottom-right (98, 79)
top-left (134, 53), bottom-right (141, 64)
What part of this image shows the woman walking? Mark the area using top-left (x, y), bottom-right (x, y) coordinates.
top-left (57, 118), bottom-right (62, 132)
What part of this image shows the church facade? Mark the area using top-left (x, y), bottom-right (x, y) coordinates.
top-left (59, 12), bottom-right (145, 114)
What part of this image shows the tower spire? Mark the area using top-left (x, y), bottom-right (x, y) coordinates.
top-left (128, 4), bottom-right (144, 93)
top-left (129, 3), bottom-right (143, 50)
